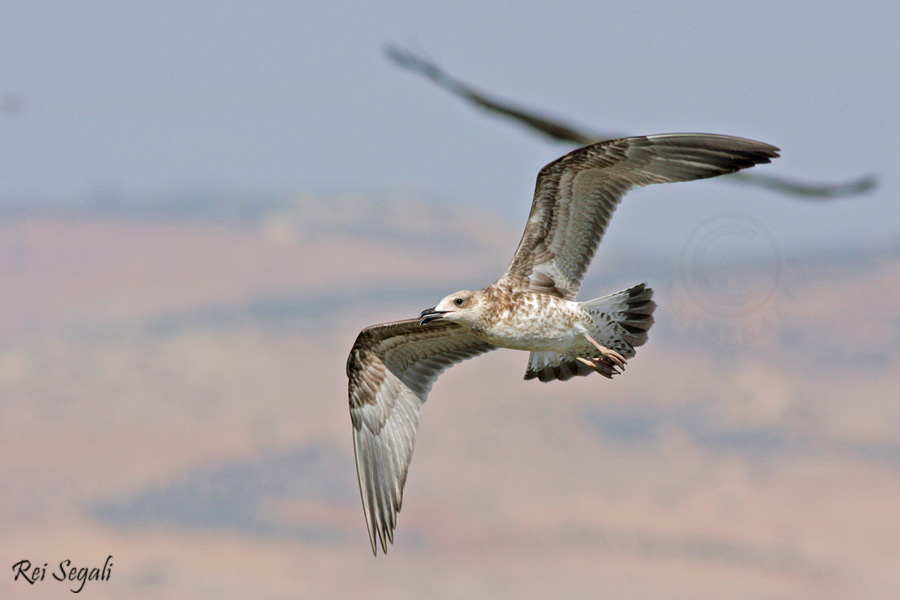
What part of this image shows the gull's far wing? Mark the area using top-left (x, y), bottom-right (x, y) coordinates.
top-left (499, 134), bottom-right (779, 299)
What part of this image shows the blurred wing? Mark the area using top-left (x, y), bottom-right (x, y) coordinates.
top-left (386, 43), bottom-right (876, 199)
top-left (347, 318), bottom-right (496, 555)
top-left (385, 42), bottom-right (617, 144)
top-left (726, 170), bottom-right (877, 200)
top-left (500, 134), bottom-right (779, 299)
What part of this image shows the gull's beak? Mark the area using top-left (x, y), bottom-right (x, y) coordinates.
top-left (418, 307), bottom-right (447, 325)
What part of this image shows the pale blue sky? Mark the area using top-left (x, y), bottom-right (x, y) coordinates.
top-left (2, 1), bottom-right (898, 253)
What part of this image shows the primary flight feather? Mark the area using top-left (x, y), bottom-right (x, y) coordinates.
top-left (347, 133), bottom-right (779, 554)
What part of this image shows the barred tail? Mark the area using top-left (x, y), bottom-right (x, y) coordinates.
top-left (581, 282), bottom-right (656, 352)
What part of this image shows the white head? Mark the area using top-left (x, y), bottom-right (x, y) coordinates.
top-left (418, 290), bottom-right (483, 327)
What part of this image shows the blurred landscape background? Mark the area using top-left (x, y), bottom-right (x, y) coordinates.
top-left (2, 3), bottom-right (899, 599)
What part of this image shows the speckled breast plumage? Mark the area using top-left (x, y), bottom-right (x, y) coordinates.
top-left (471, 289), bottom-right (591, 352)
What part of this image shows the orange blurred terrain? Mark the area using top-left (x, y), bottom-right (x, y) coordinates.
top-left (2, 196), bottom-right (898, 600)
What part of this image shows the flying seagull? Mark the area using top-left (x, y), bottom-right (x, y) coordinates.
top-left (346, 133), bottom-right (779, 554)
top-left (385, 43), bottom-right (873, 199)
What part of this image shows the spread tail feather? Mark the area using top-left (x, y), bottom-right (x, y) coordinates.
top-left (524, 283), bottom-right (656, 382)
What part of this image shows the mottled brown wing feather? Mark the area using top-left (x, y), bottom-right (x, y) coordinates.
top-left (347, 318), bottom-right (496, 555)
top-left (499, 133), bottom-right (780, 299)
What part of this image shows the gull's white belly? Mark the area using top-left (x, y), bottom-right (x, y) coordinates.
top-left (475, 296), bottom-right (590, 352)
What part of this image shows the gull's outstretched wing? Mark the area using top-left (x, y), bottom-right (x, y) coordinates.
top-left (347, 318), bottom-right (496, 555)
top-left (385, 43), bottom-right (875, 200)
top-left (500, 134), bottom-right (779, 299)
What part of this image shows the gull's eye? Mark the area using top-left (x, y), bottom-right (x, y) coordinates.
top-left (454, 297), bottom-right (464, 306)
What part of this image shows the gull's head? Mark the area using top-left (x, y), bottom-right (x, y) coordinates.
top-left (419, 290), bottom-right (481, 326)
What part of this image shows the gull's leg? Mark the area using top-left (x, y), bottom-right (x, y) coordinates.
top-left (576, 355), bottom-right (620, 379)
top-left (583, 333), bottom-right (627, 370)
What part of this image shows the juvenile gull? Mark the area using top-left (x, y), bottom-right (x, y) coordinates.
top-left (346, 133), bottom-right (779, 554)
